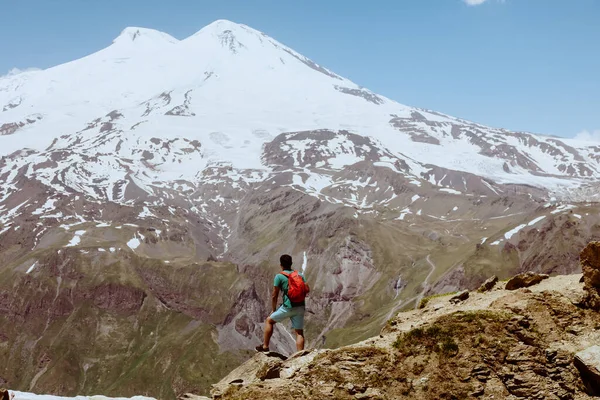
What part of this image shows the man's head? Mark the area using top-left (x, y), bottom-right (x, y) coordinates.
top-left (280, 254), bottom-right (293, 270)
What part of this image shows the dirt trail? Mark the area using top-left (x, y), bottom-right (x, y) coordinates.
top-left (414, 254), bottom-right (436, 310)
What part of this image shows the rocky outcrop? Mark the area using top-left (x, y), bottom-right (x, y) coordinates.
top-left (581, 241), bottom-right (600, 311)
top-left (478, 275), bottom-right (498, 293)
top-left (574, 345), bottom-right (600, 395)
top-left (505, 271), bottom-right (549, 290)
top-left (205, 350), bottom-right (322, 398)
top-left (200, 274), bottom-right (598, 400)
top-left (83, 283), bottom-right (146, 315)
top-left (449, 289), bottom-right (469, 303)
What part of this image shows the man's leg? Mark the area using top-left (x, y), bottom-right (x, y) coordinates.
top-left (294, 329), bottom-right (305, 351)
top-left (262, 317), bottom-right (276, 350)
top-left (290, 308), bottom-right (306, 351)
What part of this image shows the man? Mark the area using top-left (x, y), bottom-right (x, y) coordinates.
top-left (256, 254), bottom-right (310, 352)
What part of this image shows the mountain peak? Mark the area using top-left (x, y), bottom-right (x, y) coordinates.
top-left (190, 19), bottom-right (261, 40)
top-left (112, 27), bottom-right (178, 46)
top-left (204, 19), bottom-right (245, 29)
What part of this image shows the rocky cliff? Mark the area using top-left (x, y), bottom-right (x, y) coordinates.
top-left (180, 243), bottom-right (600, 400)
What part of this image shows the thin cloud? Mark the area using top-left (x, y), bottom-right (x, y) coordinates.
top-left (574, 130), bottom-right (600, 142)
top-left (463, 0), bottom-right (506, 6)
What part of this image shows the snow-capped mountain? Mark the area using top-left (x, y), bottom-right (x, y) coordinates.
top-left (1, 20), bottom-right (599, 398)
top-left (2, 19), bottom-right (599, 209)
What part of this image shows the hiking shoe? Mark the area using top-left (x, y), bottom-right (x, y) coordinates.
top-left (255, 345), bottom-right (269, 352)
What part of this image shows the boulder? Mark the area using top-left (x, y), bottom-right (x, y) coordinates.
top-left (505, 272), bottom-right (549, 291)
top-left (574, 345), bottom-right (600, 395)
top-left (478, 275), bottom-right (498, 293)
top-left (449, 290), bottom-right (469, 304)
top-left (210, 350), bottom-right (321, 397)
top-left (580, 241), bottom-right (600, 311)
top-left (211, 352), bottom-right (286, 397)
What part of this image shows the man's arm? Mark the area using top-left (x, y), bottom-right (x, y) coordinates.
top-left (271, 286), bottom-right (280, 313)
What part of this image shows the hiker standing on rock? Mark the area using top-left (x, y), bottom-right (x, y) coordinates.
top-left (256, 254), bottom-right (310, 352)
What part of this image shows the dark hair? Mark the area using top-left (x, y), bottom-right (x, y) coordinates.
top-left (280, 254), bottom-right (293, 269)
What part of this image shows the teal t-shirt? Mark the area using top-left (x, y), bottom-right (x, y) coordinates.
top-left (274, 269), bottom-right (306, 308)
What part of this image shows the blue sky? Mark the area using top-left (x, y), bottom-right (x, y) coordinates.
top-left (2, 0), bottom-right (598, 139)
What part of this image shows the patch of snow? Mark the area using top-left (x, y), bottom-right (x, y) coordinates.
top-left (31, 198), bottom-right (57, 215)
top-left (60, 222), bottom-right (84, 231)
top-left (439, 188), bottom-right (462, 195)
top-left (551, 204), bottom-right (577, 214)
top-left (40, 212), bottom-right (63, 219)
top-left (396, 207), bottom-right (411, 220)
top-left (138, 206), bottom-right (155, 218)
top-left (573, 214), bottom-right (582, 219)
top-left (527, 216), bottom-right (546, 226)
top-left (504, 216), bottom-right (546, 240)
top-left (26, 262), bottom-right (37, 274)
top-left (127, 237), bottom-right (141, 250)
top-left (504, 224), bottom-right (527, 239)
top-left (66, 230), bottom-right (85, 247)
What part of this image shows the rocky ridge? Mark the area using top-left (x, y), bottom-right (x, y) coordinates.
top-left (180, 243), bottom-right (600, 399)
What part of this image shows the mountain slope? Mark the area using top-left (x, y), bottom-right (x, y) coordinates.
top-left (1, 19), bottom-right (600, 398)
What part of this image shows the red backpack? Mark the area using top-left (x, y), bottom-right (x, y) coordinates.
top-left (281, 271), bottom-right (308, 303)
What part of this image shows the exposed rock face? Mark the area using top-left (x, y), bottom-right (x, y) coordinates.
top-left (210, 350), bottom-right (323, 398)
top-left (581, 241), bottom-right (600, 311)
top-left (449, 290), bottom-right (469, 304)
top-left (205, 274), bottom-right (598, 400)
top-left (505, 272), bottom-right (550, 290)
top-left (478, 275), bottom-right (498, 293)
top-left (574, 345), bottom-right (600, 395)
